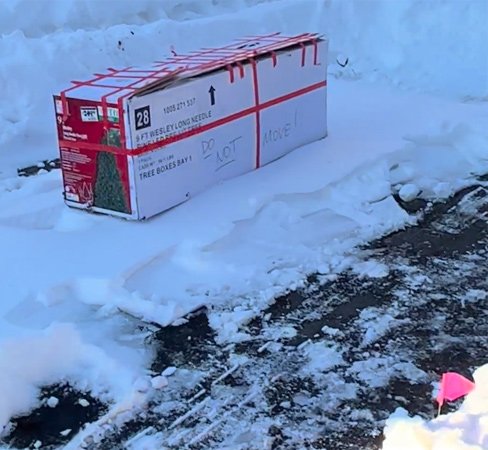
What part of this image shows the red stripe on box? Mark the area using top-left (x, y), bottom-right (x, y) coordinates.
top-left (117, 97), bottom-right (126, 149)
top-left (300, 43), bottom-right (306, 67)
top-left (59, 80), bottom-right (326, 156)
top-left (59, 33), bottom-right (321, 110)
top-left (227, 64), bottom-right (235, 83)
top-left (260, 80), bottom-right (325, 110)
top-left (250, 59), bottom-right (261, 169)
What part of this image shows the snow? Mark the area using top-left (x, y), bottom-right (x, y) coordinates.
top-left (0, 0), bottom-right (487, 445)
top-left (326, 0), bottom-right (488, 98)
top-left (352, 259), bottom-right (390, 279)
top-left (321, 326), bottom-right (342, 338)
top-left (0, 323), bottom-right (143, 430)
top-left (126, 431), bottom-right (163, 450)
top-left (303, 341), bottom-right (344, 374)
top-left (398, 183), bottom-right (421, 202)
top-left (161, 367), bottom-right (177, 377)
top-left (150, 376), bottom-right (169, 390)
top-left (133, 377), bottom-right (151, 394)
top-left (46, 396), bottom-right (59, 408)
top-left (78, 399), bottom-right (90, 408)
top-left (357, 307), bottom-right (408, 348)
top-left (348, 357), bottom-right (427, 389)
top-left (383, 365), bottom-right (488, 450)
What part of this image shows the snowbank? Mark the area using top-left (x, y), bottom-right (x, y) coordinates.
top-left (327, 0), bottom-right (488, 99)
top-left (0, 323), bottom-right (144, 433)
top-left (0, 0), bottom-right (487, 443)
top-left (1, 0), bottom-right (487, 173)
top-left (0, 0), bottom-right (281, 36)
top-left (382, 364), bottom-right (488, 450)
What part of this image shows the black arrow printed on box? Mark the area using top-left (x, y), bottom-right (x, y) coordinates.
top-left (208, 86), bottom-right (216, 106)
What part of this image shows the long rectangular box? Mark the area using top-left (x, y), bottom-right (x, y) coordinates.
top-left (54, 33), bottom-right (328, 219)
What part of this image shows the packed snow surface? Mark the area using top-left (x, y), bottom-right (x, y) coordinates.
top-left (0, 0), bottom-right (487, 446)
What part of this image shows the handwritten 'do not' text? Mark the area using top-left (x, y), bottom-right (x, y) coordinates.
top-left (201, 136), bottom-right (243, 172)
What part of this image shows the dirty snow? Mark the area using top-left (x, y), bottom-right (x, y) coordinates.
top-left (0, 0), bottom-right (487, 446)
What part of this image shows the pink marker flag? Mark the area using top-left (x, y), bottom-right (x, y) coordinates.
top-left (436, 372), bottom-right (475, 406)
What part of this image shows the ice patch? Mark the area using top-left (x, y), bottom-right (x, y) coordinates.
top-left (352, 260), bottom-right (390, 278)
top-left (78, 399), bottom-right (90, 408)
top-left (357, 307), bottom-right (408, 348)
top-left (349, 357), bottom-right (427, 388)
top-left (303, 341), bottom-right (344, 374)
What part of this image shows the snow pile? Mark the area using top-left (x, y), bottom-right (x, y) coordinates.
top-left (389, 123), bottom-right (488, 199)
top-left (327, 0), bottom-right (488, 99)
top-left (382, 364), bottom-right (488, 450)
top-left (0, 0), bottom-right (281, 36)
top-left (0, 323), bottom-right (141, 433)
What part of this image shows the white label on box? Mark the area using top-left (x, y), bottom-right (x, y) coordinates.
top-left (64, 186), bottom-right (79, 202)
top-left (108, 107), bottom-right (119, 122)
top-left (134, 142), bottom-right (197, 219)
top-left (97, 106), bottom-right (119, 122)
top-left (55, 99), bottom-right (64, 114)
top-left (80, 107), bottom-right (99, 122)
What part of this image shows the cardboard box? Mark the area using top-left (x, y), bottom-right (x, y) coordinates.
top-left (54, 33), bottom-right (328, 219)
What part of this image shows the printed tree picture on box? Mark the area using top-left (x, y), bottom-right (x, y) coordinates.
top-left (93, 128), bottom-right (129, 213)
top-left (102, 128), bottom-right (121, 147)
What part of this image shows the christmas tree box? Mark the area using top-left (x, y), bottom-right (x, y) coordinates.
top-left (53, 33), bottom-right (328, 219)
